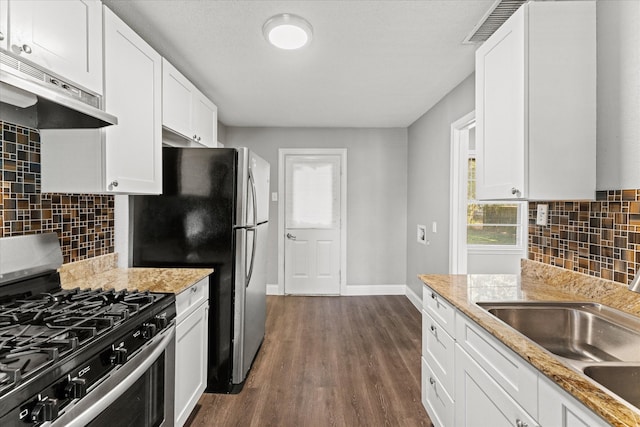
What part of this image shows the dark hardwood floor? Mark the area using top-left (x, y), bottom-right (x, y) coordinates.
top-left (186, 295), bottom-right (432, 427)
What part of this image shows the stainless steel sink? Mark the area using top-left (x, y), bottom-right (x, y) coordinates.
top-left (476, 301), bottom-right (640, 363)
top-left (477, 301), bottom-right (640, 411)
top-left (583, 365), bottom-right (640, 409)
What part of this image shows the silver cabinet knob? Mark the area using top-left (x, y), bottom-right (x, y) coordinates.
top-left (197, 136), bottom-right (201, 142)
top-left (193, 134), bottom-right (197, 140)
top-left (515, 419), bottom-right (528, 427)
top-left (110, 180), bottom-right (119, 188)
top-left (286, 233), bottom-right (296, 240)
top-left (191, 286), bottom-right (198, 293)
top-left (430, 324), bottom-right (437, 334)
top-left (511, 187), bottom-right (520, 195)
top-left (15, 43), bottom-right (33, 54)
top-left (429, 377), bottom-right (435, 386)
top-left (0, 32), bottom-right (5, 41)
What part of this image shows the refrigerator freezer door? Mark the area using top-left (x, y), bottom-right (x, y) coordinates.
top-left (232, 222), bottom-right (268, 383)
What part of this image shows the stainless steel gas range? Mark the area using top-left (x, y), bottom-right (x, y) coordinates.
top-left (0, 233), bottom-right (176, 426)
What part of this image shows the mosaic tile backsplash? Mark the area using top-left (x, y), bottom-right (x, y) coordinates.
top-left (0, 121), bottom-right (114, 263)
top-left (529, 190), bottom-right (640, 286)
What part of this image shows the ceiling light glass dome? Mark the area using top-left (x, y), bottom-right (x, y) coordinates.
top-left (263, 13), bottom-right (313, 50)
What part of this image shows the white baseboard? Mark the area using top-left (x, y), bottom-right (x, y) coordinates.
top-left (267, 283), bottom-right (422, 311)
top-left (343, 284), bottom-right (406, 296)
top-left (405, 285), bottom-right (422, 311)
top-left (266, 284), bottom-right (281, 295)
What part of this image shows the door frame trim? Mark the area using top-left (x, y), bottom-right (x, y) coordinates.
top-left (277, 148), bottom-right (348, 295)
top-left (449, 111), bottom-right (475, 274)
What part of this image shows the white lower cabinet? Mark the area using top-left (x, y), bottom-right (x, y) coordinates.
top-left (455, 346), bottom-right (538, 427)
top-left (175, 278), bottom-right (209, 427)
top-left (538, 376), bottom-right (610, 427)
top-left (421, 286), bottom-right (606, 427)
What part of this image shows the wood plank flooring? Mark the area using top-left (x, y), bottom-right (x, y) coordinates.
top-left (186, 295), bottom-right (432, 427)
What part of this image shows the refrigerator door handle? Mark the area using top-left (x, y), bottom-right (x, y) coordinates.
top-left (246, 227), bottom-right (257, 288)
top-left (245, 169), bottom-right (259, 288)
top-left (248, 169), bottom-right (258, 227)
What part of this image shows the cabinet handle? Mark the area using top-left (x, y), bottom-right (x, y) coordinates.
top-left (511, 187), bottom-right (520, 196)
top-left (0, 32), bottom-right (5, 41)
top-left (110, 180), bottom-right (119, 188)
top-left (197, 136), bottom-right (201, 142)
top-left (193, 134), bottom-right (198, 140)
top-left (515, 419), bottom-right (528, 427)
top-left (190, 286), bottom-right (197, 293)
top-left (429, 377), bottom-right (435, 386)
top-left (430, 324), bottom-right (437, 334)
top-left (431, 292), bottom-right (436, 300)
top-left (15, 44), bottom-right (33, 54)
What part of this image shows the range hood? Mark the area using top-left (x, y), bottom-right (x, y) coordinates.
top-left (0, 53), bottom-right (117, 129)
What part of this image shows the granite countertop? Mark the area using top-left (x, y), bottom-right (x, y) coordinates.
top-left (419, 260), bottom-right (640, 427)
top-left (58, 253), bottom-right (213, 295)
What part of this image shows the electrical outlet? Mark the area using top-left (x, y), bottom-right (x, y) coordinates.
top-left (536, 204), bottom-right (549, 226)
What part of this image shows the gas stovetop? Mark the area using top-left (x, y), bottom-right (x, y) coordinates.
top-left (0, 286), bottom-right (167, 395)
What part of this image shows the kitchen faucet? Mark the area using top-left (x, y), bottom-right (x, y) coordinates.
top-left (630, 268), bottom-right (640, 293)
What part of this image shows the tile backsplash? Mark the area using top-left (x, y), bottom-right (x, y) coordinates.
top-left (529, 190), bottom-right (640, 286)
top-left (0, 121), bottom-right (114, 263)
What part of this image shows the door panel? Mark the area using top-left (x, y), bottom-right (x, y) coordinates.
top-left (284, 153), bottom-right (342, 295)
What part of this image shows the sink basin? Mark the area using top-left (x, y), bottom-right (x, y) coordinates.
top-left (477, 301), bottom-right (640, 412)
top-left (476, 302), bottom-right (640, 363)
top-left (583, 365), bottom-right (640, 409)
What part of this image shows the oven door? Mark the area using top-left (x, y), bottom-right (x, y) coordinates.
top-left (50, 324), bottom-right (175, 427)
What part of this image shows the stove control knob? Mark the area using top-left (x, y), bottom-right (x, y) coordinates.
top-left (31, 397), bottom-right (59, 422)
top-left (110, 347), bottom-right (128, 365)
top-left (142, 322), bottom-right (157, 340)
top-left (154, 314), bottom-right (168, 329)
top-left (64, 378), bottom-right (87, 399)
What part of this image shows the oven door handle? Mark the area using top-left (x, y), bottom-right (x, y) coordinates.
top-left (51, 325), bottom-right (175, 427)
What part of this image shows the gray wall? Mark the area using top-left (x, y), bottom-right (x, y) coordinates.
top-left (405, 74), bottom-right (475, 297)
top-left (225, 127), bottom-right (408, 288)
top-left (596, 0), bottom-right (640, 190)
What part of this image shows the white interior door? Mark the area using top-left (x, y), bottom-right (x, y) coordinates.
top-left (284, 154), bottom-right (342, 295)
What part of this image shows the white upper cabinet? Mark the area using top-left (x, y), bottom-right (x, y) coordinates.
top-left (475, 1), bottom-right (596, 201)
top-left (2, 0), bottom-right (103, 94)
top-left (41, 7), bottom-right (162, 194)
top-left (103, 6), bottom-right (162, 193)
top-left (162, 58), bottom-right (218, 147)
top-left (0, 1), bottom-right (8, 51)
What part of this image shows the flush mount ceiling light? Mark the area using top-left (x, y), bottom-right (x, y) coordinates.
top-left (263, 13), bottom-right (313, 50)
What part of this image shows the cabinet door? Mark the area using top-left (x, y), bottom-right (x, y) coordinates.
top-left (0, 0), bottom-right (7, 51)
top-left (7, 0), bottom-right (102, 94)
top-left (475, 5), bottom-right (526, 200)
top-left (192, 91), bottom-right (217, 147)
top-left (162, 58), bottom-right (193, 139)
top-left (455, 345), bottom-right (538, 427)
top-left (538, 377), bottom-right (609, 427)
top-left (176, 304), bottom-right (209, 427)
top-left (103, 6), bottom-right (162, 194)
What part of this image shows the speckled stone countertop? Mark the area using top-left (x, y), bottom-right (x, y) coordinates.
top-left (419, 259), bottom-right (640, 427)
top-left (59, 253), bottom-right (213, 295)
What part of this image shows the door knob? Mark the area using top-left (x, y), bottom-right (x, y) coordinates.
top-left (286, 233), bottom-right (296, 240)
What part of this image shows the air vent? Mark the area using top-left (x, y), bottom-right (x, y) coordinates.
top-left (463, 0), bottom-right (527, 44)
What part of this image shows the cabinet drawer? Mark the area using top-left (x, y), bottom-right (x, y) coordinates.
top-left (422, 357), bottom-right (454, 427)
top-left (423, 287), bottom-right (455, 337)
top-left (456, 313), bottom-right (538, 419)
top-left (422, 310), bottom-right (455, 395)
top-left (176, 277), bottom-right (209, 320)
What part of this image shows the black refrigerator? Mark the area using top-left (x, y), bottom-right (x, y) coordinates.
top-left (130, 147), bottom-right (270, 393)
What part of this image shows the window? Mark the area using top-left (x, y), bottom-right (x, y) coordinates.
top-left (467, 134), bottom-right (525, 248)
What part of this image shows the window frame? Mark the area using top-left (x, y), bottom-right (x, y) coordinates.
top-left (466, 153), bottom-right (527, 253)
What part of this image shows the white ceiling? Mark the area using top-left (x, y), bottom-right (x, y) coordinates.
top-left (101, 0), bottom-right (495, 128)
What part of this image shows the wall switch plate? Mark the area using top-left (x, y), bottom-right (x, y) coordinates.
top-left (271, 192), bottom-right (278, 202)
top-left (536, 204), bottom-right (549, 226)
top-left (432, 221), bottom-right (437, 233)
